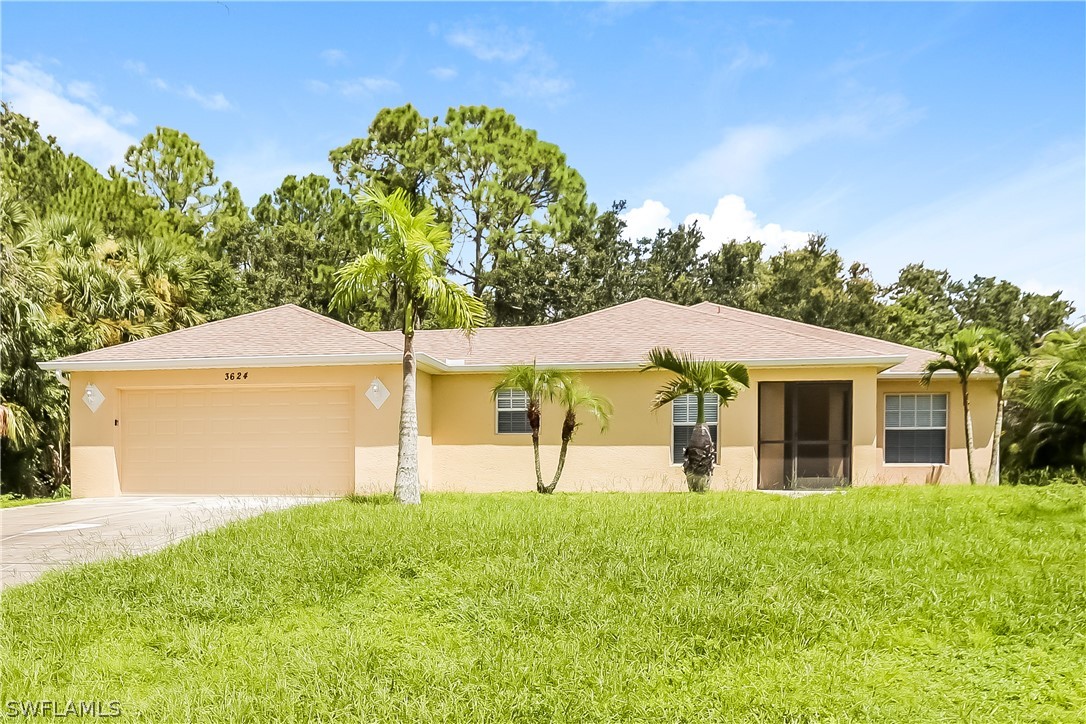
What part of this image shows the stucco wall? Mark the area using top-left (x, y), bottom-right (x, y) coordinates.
top-left (870, 377), bottom-right (997, 485)
top-left (430, 371), bottom-right (689, 492)
top-left (429, 367), bottom-right (998, 492)
top-left (67, 365), bottom-right (431, 498)
top-left (66, 363), bottom-right (997, 497)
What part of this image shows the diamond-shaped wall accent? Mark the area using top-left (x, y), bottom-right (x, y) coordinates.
top-left (82, 384), bottom-right (105, 413)
top-left (365, 378), bottom-right (390, 409)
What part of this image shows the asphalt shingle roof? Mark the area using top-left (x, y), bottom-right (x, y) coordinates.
top-left (44, 298), bottom-right (940, 375)
top-left (48, 305), bottom-right (401, 363)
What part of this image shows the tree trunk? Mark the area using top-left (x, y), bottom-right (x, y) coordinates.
top-left (528, 403), bottom-right (545, 493)
top-left (683, 423), bottom-right (716, 493)
top-left (545, 410), bottom-right (577, 494)
top-left (472, 229), bottom-right (484, 297)
top-left (987, 383), bottom-right (1004, 485)
top-left (962, 378), bottom-right (976, 485)
top-left (394, 329), bottom-right (421, 505)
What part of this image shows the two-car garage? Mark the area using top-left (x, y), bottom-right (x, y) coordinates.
top-left (42, 304), bottom-right (417, 498)
top-left (119, 386), bottom-right (355, 496)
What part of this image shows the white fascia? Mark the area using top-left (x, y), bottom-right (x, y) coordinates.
top-left (39, 353), bottom-right (910, 375)
top-left (433, 355), bottom-right (907, 374)
top-left (878, 369), bottom-right (999, 380)
top-left (37, 353), bottom-right (447, 374)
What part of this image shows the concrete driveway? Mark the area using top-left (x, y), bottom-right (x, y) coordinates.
top-left (1, 496), bottom-right (325, 589)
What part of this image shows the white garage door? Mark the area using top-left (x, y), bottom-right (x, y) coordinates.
top-left (119, 386), bottom-right (354, 495)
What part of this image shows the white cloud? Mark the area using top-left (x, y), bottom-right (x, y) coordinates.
top-left (123, 59), bottom-right (234, 112)
top-left (499, 72), bottom-right (572, 105)
top-left (305, 79), bottom-right (330, 94)
top-left (847, 143), bottom-right (1085, 315)
top-left (728, 45), bottom-right (771, 73)
top-left (1, 60), bottom-right (136, 170)
top-left (181, 85), bottom-right (233, 111)
top-left (657, 92), bottom-right (921, 200)
top-left (66, 80), bottom-right (97, 102)
top-left (621, 195), bottom-right (810, 254)
top-left (122, 60), bottom-right (148, 76)
top-left (670, 125), bottom-right (797, 194)
top-left (429, 66), bottom-right (458, 81)
top-left (320, 49), bottom-right (348, 66)
top-left (446, 24), bottom-right (533, 62)
top-left (444, 22), bottom-right (573, 105)
top-left (337, 76), bottom-right (400, 97)
top-left (58, 78), bottom-right (138, 126)
top-left (621, 199), bottom-right (673, 241)
top-left (685, 195), bottom-right (810, 253)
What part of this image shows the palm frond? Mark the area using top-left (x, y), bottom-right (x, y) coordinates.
top-left (491, 364), bottom-right (565, 402)
top-left (922, 326), bottom-right (987, 386)
top-left (920, 357), bottom-right (959, 386)
top-left (643, 347), bottom-right (750, 410)
top-left (649, 376), bottom-right (699, 410)
top-left (978, 328), bottom-right (1028, 381)
top-left (332, 251), bottom-right (392, 312)
top-left (556, 380), bottom-right (613, 431)
top-left (0, 400), bottom-right (38, 449)
top-left (420, 275), bottom-right (487, 333)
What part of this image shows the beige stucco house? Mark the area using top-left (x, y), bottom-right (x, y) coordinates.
top-left (40, 298), bottom-right (998, 497)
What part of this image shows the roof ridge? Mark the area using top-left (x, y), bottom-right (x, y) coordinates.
top-left (283, 304), bottom-right (403, 353)
top-left (688, 301), bottom-right (897, 357)
top-left (397, 298), bottom-right (681, 337)
top-left (547, 297), bottom-right (682, 328)
top-left (55, 305), bottom-right (303, 362)
top-left (691, 301), bottom-right (931, 355)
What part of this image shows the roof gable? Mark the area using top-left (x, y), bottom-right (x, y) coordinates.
top-left (688, 301), bottom-right (940, 375)
top-left (42, 298), bottom-right (943, 376)
top-left (369, 298), bottom-right (911, 368)
top-left (48, 304), bottom-right (401, 365)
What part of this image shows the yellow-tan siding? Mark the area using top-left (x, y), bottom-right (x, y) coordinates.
top-left (67, 364), bottom-right (997, 497)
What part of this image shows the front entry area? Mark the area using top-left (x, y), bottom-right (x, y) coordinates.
top-left (758, 382), bottom-right (852, 490)
top-left (118, 386), bottom-right (354, 495)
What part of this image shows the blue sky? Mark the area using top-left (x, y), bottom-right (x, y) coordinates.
top-left (4, 2), bottom-right (1084, 315)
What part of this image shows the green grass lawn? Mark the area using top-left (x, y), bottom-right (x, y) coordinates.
top-left (2, 486), bottom-right (1083, 722)
top-left (0, 495), bottom-right (64, 509)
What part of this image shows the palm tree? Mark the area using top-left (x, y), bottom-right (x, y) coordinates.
top-left (978, 328), bottom-right (1028, 484)
top-left (334, 187), bottom-right (486, 505)
top-left (548, 378), bottom-right (612, 493)
top-left (1026, 328), bottom-right (1086, 420)
top-left (126, 235), bottom-right (210, 331)
top-left (1018, 327), bottom-right (1086, 470)
top-left (491, 364), bottom-right (566, 493)
top-left (922, 327), bottom-right (985, 484)
top-left (641, 347), bottom-right (749, 492)
top-left (0, 399), bottom-right (36, 450)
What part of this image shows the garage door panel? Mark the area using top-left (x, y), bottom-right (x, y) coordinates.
top-left (120, 386), bottom-right (353, 496)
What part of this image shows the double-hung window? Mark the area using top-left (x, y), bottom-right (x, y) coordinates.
top-left (672, 394), bottom-right (718, 464)
top-left (884, 393), bottom-right (947, 464)
top-left (496, 389), bottom-right (532, 434)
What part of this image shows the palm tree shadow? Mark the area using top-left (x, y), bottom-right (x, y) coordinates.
top-left (343, 493), bottom-right (397, 506)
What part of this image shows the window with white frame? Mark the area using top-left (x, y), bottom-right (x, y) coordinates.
top-left (496, 389), bottom-right (532, 434)
top-left (884, 393), bottom-right (947, 464)
top-left (672, 393), bottom-right (719, 464)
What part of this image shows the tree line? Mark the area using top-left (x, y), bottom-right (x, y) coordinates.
top-left (1, 102), bottom-right (1081, 496)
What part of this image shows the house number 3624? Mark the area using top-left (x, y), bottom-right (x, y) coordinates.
top-left (224, 371), bottom-right (249, 381)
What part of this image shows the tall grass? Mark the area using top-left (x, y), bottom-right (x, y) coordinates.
top-left (2, 486), bottom-right (1083, 722)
